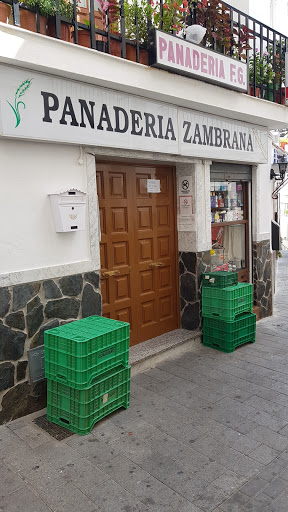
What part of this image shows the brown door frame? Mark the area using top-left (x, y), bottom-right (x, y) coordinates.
top-left (96, 159), bottom-right (180, 342)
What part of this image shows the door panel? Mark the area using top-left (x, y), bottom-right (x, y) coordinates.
top-left (97, 163), bottom-right (178, 345)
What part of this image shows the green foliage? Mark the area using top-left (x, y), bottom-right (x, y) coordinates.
top-left (268, 41), bottom-right (285, 86)
top-left (153, 0), bottom-right (189, 34)
top-left (249, 50), bottom-right (275, 86)
top-left (124, 0), bottom-right (153, 44)
top-left (21, 0), bottom-right (56, 17)
top-left (59, 0), bottom-right (75, 21)
top-left (21, 0), bottom-right (78, 20)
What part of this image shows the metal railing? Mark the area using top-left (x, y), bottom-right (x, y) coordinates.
top-left (1, 0), bottom-right (287, 104)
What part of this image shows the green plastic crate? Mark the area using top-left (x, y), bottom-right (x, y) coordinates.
top-left (202, 283), bottom-right (253, 321)
top-left (202, 271), bottom-right (238, 288)
top-left (47, 365), bottom-right (130, 435)
top-left (203, 313), bottom-right (256, 353)
top-left (44, 316), bottom-right (129, 389)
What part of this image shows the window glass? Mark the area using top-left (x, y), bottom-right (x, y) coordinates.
top-left (211, 224), bottom-right (246, 270)
top-left (210, 180), bottom-right (246, 271)
top-left (210, 181), bottom-right (244, 223)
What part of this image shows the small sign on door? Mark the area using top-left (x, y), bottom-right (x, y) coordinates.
top-left (147, 179), bottom-right (161, 193)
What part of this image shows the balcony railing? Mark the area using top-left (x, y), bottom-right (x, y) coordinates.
top-left (0, 0), bottom-right (287, 104)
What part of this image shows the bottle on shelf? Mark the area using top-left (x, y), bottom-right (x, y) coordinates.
top-left (218, 194), bottom-right (224, 208)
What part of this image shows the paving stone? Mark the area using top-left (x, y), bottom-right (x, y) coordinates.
top-left (58, 457), bottom-right (110, 491)
top-left (248, 444), bottom-right (280, 464)
top-left (195, 460), bottom-right (227, 484)
top-left (278, 466), bottom-right (288, 481)
top-left (244, 395), bottom-right (288, 421)
top-left (21, 460), bottom-right (66, 493)
top-left (91, 419), bottom-right (124, 443)
top-left (247, 410), bottom-right (288, 432)
top-left (218, 490), bottom-right (249, 512)
top-left (240, 492), bottom-right (273, 512)
top-left (266, 492), bottom-right (288, 512)
top-left (4, 441), bottom-right (42, 472)
top-left (211, 426), bottom-right (261, 456)
top-left (66, 433), bottom-right (122, 465)
top-left (273, 449), bottom-right (288, 467)
top-left (262, 477), bottom-right (288, 499)
top-left (210, 408), bottom-right (258, 435)
top-left (247, 425), bottom-right (288, 451)
top-left (0, 462), bottom-right (24, 497)
top-left (239, 476), bottom-right (268, 497)
top-left (257, 461), bottom-right (285, 481)
top-left (6, 418), bottom-right (26, 431)
top-left (212, 471), bottom-right (247, 496)
top-left (97, 454), bottom-right (205, 512)
top-left (13, 424), bottom-right (50, 449)
top-left (107, 432), bottom-right (153, 465)
top-left (0, 485), bottom-right (52, 512)
top-left (38, 481), bottom-right (98, 512)
top-left (32, 440), bottom-right (82, 470)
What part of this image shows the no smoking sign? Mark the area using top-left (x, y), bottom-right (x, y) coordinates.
top-left (179, 195), bottom-right (193, 216)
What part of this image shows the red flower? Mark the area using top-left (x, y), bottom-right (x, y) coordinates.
top-left (163, 3), bottom-right (168, 8)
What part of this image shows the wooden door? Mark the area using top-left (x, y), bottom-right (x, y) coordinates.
top-left (97, 163), bottom-right (179, 346)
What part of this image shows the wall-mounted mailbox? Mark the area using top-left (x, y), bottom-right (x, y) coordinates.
top-left (49, 189), bottom-right (87, 232)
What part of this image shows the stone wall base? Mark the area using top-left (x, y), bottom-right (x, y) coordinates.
top-left (253, 240), bottom-right (273, 319)
top-left (179, 250), bottom-right (210, 330)
top-left (0, 272), bottom-right (101, 424)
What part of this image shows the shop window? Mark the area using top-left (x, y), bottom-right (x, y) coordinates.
top-left (210, 181), bottom-right (249, 281)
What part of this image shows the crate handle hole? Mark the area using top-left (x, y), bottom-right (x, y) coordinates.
top-left (57, 375), bottom-right (67, 381)
top-left (60, 418), bottom-right (70, 425)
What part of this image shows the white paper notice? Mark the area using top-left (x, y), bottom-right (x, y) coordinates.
top-left (179, 196), bottom-right (193, 216)
top-left (147, 179), bottom-right (161, 193)
top-left (178, 215), bottom-right (195, 231)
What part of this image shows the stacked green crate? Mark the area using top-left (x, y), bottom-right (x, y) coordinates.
top-left (44, 316), bottom-right (130, 435)
top-left (202, 272), bottom-right (256, 352)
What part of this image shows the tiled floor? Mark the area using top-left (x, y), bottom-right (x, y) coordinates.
top-left (1, 254), bottom-right (288, 511)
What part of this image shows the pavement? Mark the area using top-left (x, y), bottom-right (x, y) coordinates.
top-left (2, 255), bottom-right (288, 512)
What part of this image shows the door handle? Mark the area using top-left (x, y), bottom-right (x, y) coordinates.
top-left (102, 270), bottom-right (120, 277)
top-left (149, 262), bottom-right (164, 268)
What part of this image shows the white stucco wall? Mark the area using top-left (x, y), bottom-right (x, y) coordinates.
top-left (0, 139), bottom-right (100, 286)
top-left (252, 141), bottom-right (274, 243)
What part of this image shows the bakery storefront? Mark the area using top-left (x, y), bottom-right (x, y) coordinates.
top-left (0, 64), bottom-right (269, 349)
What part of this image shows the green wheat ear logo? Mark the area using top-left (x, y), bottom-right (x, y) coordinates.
top-left (7, 79), bottom-right (33, 128)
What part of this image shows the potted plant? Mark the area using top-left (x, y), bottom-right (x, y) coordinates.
top-left (268, 42), bottom-right (286, 104)
top-left (48, 0), bottom-right (77, 42)
top-left (20, 0), bottom-right (56, 34)
top-left (190, 0), bottom-right (254, 59)
top-left (249, 49), bottom-right (275, 99)
top-left (77, 17), bottom-right (106, 50)
top-left (123, 0), bottom-right (152, 64)
top-left (77, 0), bottom-right (119, 52)
top-left (153, 0), bottom-right (188, 35)
top-left (0, 0), bottom-right (11, 23)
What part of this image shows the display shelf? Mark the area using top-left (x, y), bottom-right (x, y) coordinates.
top-left (211, 220), bottom-right (247, 227)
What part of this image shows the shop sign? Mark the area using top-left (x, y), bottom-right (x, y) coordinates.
top-left (0, 65), bottom-right (268, 163)
top-left (150, 30), bottom-right (248, 93)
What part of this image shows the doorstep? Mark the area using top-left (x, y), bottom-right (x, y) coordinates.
top-left (129, 328), bottom-right (202, 376)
